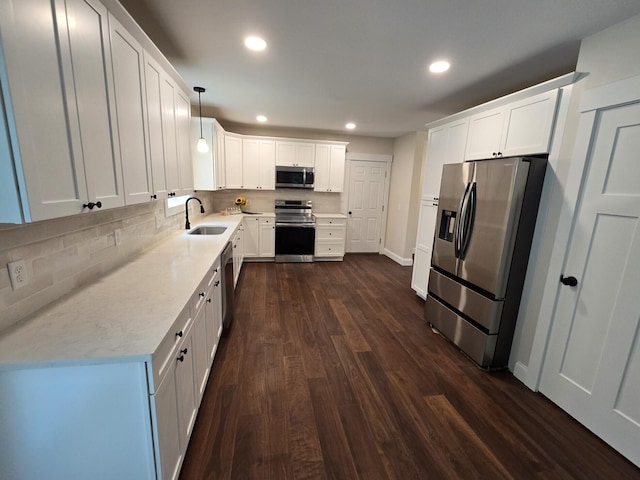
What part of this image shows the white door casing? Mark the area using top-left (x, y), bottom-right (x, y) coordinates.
top-left (538, 75), bottom-right (640, 467)
top-left (345, 156), bottom-right (390, 253)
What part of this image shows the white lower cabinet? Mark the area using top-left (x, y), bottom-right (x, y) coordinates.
top-left (206, 261), bottom-right (223, 363)
top-left (233, 222), bottom-right (245, 287)
top-left (243, 216), bottom-right (276, 259)
top-left (410, 199), bottom-right (439, 299)
top-left (259, 217), bottom-right (276, 257)
top-left (0, 249), bottom-right (224, 480)
top-left (243, 217), bottom-right (260, 258)
top-left (315, 216), bottom-right (347, 260)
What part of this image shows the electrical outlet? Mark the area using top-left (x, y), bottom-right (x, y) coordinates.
top-left (8, 259), bottom-right (29, 290)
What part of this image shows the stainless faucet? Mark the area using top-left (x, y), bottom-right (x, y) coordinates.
top-left (185, 196), bottom-right (205, 229)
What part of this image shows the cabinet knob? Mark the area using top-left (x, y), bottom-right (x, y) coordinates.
top-left (199, 292), bottom-right (205, 298)
top-left (207, 298), bottom-right (212, 303)
top-left (180, 348), bottom-right (188, 355)
top-left (176, 330), bottom-right (183, 338)
top-left (177, 355), bottom-right (185, 362)
top-left (560, 275), bottom-right (578, 287)
top-left (214, 280), bottom-right (220, 286)
top-left (150, 194), bottom-right (157, 200)
top-left (83, 201), bottom-right (102, 210)
top-left (348, 211), bottom-right (352, 215)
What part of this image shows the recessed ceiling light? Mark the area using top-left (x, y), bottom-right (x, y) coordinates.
top-left (244, 36), bottom-right (267, 51)
top-left (256, 115), bottom-right (267, 122)
top-left (429, 60), bottom-right (450, 73)
top-left (345, 122), bottom-right (356, 130)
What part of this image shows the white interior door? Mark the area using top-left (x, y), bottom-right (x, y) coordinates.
top-left (346, 160), bottom-right (386, 252)
top-left (540, 100), bottom-right (640, 467)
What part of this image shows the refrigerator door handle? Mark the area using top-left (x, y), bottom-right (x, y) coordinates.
top-left (454, 182), bottom-right (471, 258)
top-left (460, 182), bottom-right (477, 258)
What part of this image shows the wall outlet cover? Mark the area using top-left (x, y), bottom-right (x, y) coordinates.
top-left (8, 259), bottom-right (29, 290)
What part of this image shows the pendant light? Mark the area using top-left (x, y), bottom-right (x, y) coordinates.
top-left (194, 86), bottom-right (209, 153)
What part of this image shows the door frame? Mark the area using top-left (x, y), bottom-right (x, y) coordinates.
top-left (343, 153), bottom-right (392, 254)
top-left (525, 73), bottom-right (640, 390)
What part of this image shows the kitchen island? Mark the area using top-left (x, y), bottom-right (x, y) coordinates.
top-left (0, 213), bottom-right (244, 480)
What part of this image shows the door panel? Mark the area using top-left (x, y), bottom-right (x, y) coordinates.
top-left (431, 162), bottom-right (471, 276)
top-left (458, 158), bottom-right (528, 297)
top-left (346, 161), bottom-right (385, 252)
top-left (541, 101), bottom-right (640, 467)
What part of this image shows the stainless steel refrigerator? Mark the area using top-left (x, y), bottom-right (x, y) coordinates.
top-left (425, 156), bottom-right (547, 368)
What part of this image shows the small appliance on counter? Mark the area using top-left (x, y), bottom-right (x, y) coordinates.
top-left (274, 200), bottom-right (315, 262)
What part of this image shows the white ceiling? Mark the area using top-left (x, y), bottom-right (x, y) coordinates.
top-left (119, 0), bottom-right (640, 137)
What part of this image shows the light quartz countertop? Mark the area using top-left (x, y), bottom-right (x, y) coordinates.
top-left (0, 214), bottom-right (245, 370)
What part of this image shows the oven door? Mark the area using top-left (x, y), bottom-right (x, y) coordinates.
top-left (275, 223), bottom-right (316, 262)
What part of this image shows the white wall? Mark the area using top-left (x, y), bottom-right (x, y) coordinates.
top-left (508, 13), bottom-right (640, 383)
top-left (384, 132), bottom-right (426, 265)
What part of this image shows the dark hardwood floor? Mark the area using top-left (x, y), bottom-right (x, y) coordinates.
top-left (179, 254), bottom-right (639, 479)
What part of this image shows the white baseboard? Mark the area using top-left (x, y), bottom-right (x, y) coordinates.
top-left (384, 249), bottom-right (413, 266)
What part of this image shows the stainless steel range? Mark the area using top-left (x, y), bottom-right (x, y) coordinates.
top-left (275, 200), bottom-right (315, 263)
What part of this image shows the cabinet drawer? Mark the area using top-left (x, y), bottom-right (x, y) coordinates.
top-left (150, 305), bottom-right (192, 393)
top-left (316, 227), bottom-right (345, 241)
top-left (315, 241), bottom-right (345, 257)
top-left (316, 217), bottom-right (346, 227)
top-left (259, 217), bottom-right (274, 226)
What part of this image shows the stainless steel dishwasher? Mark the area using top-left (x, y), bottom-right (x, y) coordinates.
top-left (221, 241), bottom-right (234, 332)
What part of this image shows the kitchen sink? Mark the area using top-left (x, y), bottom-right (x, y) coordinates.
top-left (189, 226), bottom-right (227, 235)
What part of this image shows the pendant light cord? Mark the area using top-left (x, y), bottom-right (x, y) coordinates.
top-left (198, 90), bottom-right (203, 137)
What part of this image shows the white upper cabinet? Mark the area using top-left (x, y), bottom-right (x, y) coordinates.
top-left (175, 90), bottom-right (194, 194)
top-left (224, 134), bottom-right (243, 189)
top-left (314, 144), bottom-right (346, 192)
top-left (143, 52), bottom-right (168, 199)
top-left (160, 77), bottom-right (181, 195)
top-left (423, 118), bottom-right (468, 199)
top-left (1, 0), bottom-right (193, 223)
top-left (192, 117), bottom-right (226, 191)
top-left (109, 13), bottom-right (153, 205)
top-left (1, 0), bottom-right (121, 222)
top-left (275, 141), bottom-right (315, 167)
top-left (242, 138), bottom-right (276, 190)
top-left (464, 89), bottom-right (559, 160)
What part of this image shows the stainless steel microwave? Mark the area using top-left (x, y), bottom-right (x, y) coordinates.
top-left (275, 166), bottom-right (314, 189)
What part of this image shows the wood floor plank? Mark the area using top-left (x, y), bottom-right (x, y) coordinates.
top-left (179, 255), bottom-right (640, 480)
top-left (307, 377), bottom-right (360, 480)
top-left (283, 354), bottom-right (327, 480)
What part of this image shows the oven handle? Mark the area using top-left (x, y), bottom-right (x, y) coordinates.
top-left (275, 222), bottom-right (316, 228)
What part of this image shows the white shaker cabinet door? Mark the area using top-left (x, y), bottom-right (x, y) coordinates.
top-left (242, 138), bottom-right (260, 189)
top-left (65, 0), bottom-right (124, 210)
top-left (259, 218), bottom-right (276, 257)
top-left (411, 200), bottom-right (439, 298)
top-left (109, 13), bottom-right (153, 205)
top-left (464, 108), bottom-right (505, 161)
top-left (225, 134), bottom-right (243, 189)
top-left (175, 90), bottom-right (194, 194)
top-left (152, 367), bottom-right (182, 480)
top-left (144, 53), bottom-right (169, 199)
top-left (161, 77), bottom-right (181, 195)
top-left (0, 0), bottom-right (88, 222)
top-left (175, 327), bottom-right (197, 452)
top-left (259, 140), bottom-right (276, 190)
top-left (500, 89), bottom-right (559, 157)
